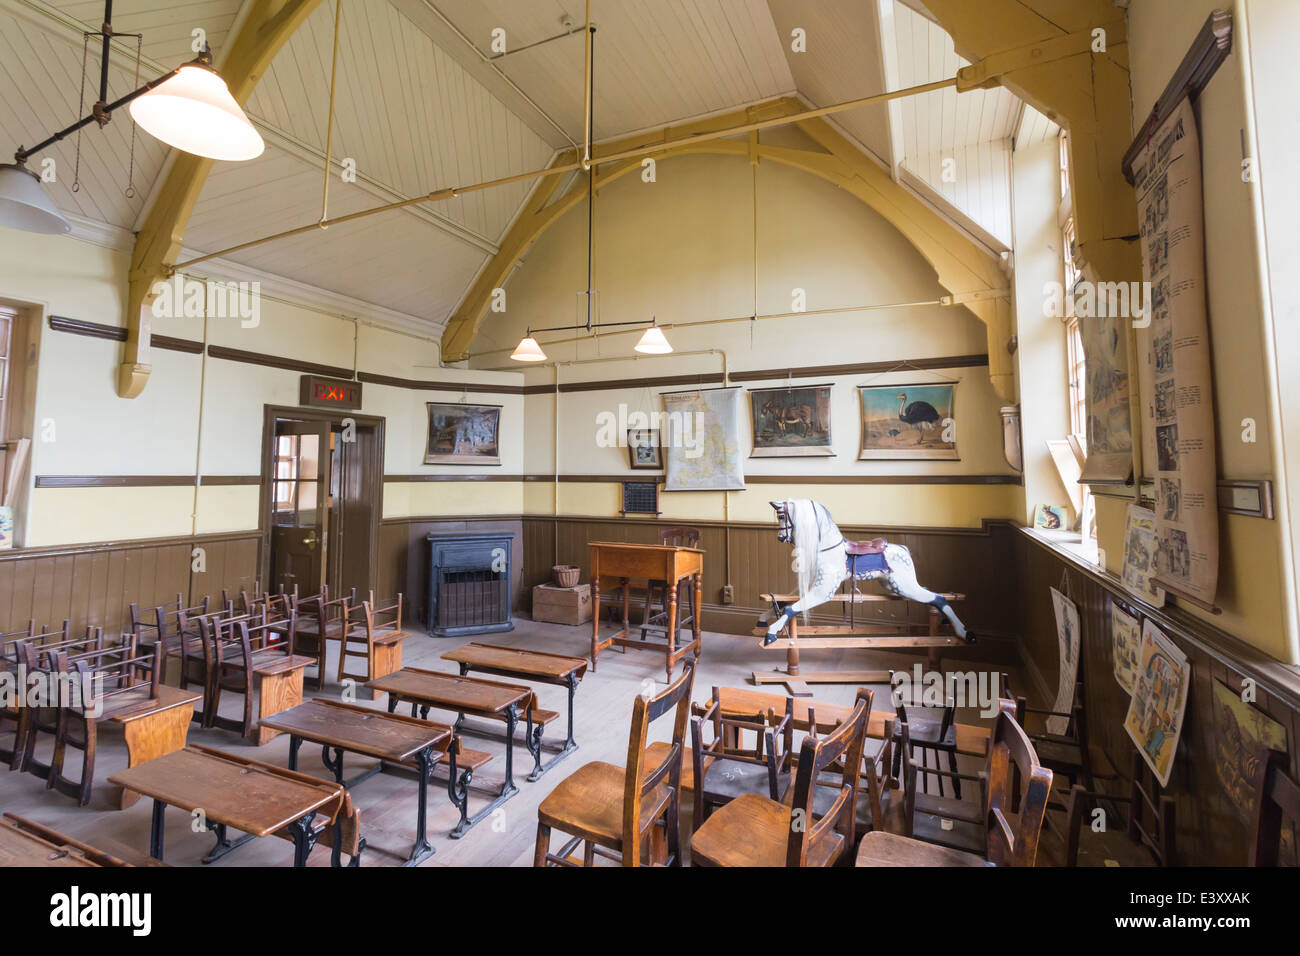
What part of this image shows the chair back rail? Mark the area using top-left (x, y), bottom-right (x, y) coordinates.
top-left (622, 661), bottom-right (696, 866)
top-left (1250, 749), bottom-right (1300, 866)
top-left (785, 688), bottom-right (871, 866)
top-left (984, 708), bottom-right (1053, 867)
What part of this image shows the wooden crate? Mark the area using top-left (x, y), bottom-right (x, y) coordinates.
top-left (532, 583), bottom-right (593, 626)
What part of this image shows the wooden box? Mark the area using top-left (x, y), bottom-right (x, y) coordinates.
top-left (532, 583), bottom-right (593, 626)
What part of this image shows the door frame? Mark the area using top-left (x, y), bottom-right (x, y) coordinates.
top-left (258, 404), bottom-right (386, 595)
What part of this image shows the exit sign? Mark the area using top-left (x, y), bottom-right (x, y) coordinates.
top-left (300, 375), bottom-right (362, 410)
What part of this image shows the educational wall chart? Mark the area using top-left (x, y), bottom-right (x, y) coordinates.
top-left (1121, 504), bottom-right (1167, 607)
top-left (661, 387), bottom-right (745, 491)
top-left (1111, 604), bottom-right (1141, 694)
top-left (1133, 97), bottom-right (1219, 605)
top-left (1049, 587), bottom-right (1081, 735)
top-left (1124, 619), bottom-right (1191, 787)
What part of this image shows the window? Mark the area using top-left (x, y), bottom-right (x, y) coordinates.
top-left (1065, 316), bottom-right (1087, 447)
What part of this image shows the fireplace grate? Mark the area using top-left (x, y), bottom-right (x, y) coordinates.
top-left (435, 569), bottom-right (507, 630)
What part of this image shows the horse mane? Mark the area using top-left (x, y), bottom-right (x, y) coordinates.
top-left (788, 498), bottom-right (822, 609)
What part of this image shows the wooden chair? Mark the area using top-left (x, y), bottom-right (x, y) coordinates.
top-left (535, 662), bottom-right (695, 867)
top-left (639, 526), bottom-right (700, 641)
top-left (0, 622), bottom-right (38, 770)
top-left (48, 638), bottom-right (164, 806)
top-left (690, 686), bottom-right (792, 825)
top-left (1014, 682), bottom-right (1116, 790)
top-left (858, 707), bottom-right (1052, 867)
top-left (337, 592), bottom-right (408, 685)
top-left (207, 612), bottom-right (311, 741)
top-left (691, 690), bottom-right (869, 867)
top-left (780, 689), bottom-right (906, 839)
top-left (295, 586), bottom-right (356, 690)
top-left (130, 594), bottom-right (210, 669)
top-left (1043, 747), bottom-right (1176, 866)
top-left (1250, 749), bottom-right (1300, 866)
top-left (13, 627), bottom-right (103, 781)
top-left (890, 668), bottom-right (961, 797)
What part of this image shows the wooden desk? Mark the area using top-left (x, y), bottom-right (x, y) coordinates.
top-left (106, 684), bottom-right (203, 810)
top-left (259, 699), bottom-right (451, 866)
top-left (589, 541), bottom-right (703, 681)
top-left (367, 667), bottom-right (534, 837)
top-left (441, 642), bottom-right (588, 780)
top-left (0, 819), bottom-right (101, 867)
top-left (0, 813), bottom-right (162, 867)
top-left (108, 747), bottom-right (346, 866)
top-left (712, 686), bottom-right (991, 758)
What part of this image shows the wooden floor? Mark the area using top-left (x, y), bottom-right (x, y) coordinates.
top-left (0, 615), bottom-right (1018, 867)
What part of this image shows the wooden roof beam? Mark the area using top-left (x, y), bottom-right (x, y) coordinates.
top-left (119, 0), bottom-right (325, 398)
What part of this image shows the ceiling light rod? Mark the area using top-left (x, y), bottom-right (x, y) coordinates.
top-left (13, 66), bottom-right (187, 167)
top-left (527, 318), bottom-right (652, 337)
top-left (487, 19), bottom-right (584, 61)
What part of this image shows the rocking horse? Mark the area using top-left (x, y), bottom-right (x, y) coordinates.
top-left (753, 499), bottom-right (974, 690)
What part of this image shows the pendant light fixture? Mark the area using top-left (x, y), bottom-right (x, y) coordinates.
top-left (0, 162), bottom-right (72, 234)
top-left (508, 20), bottom-right (671, 362)
top-left (510, 335), bottom-right (548, 362)
top-left (634, 317), bottom-right (673, 354)
top-left (0, 1), bottom-right (263, 235)
top-left (128, 50), bottom-right (264, 161)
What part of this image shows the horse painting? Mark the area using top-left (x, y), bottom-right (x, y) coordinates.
top-left (761, 498), bottom-right (974, 645)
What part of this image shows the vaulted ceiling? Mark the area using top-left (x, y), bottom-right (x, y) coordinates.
top-left (0, 0), bottom-right (1048, 339)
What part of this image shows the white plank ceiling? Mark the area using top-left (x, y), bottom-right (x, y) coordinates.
top-left (0, 0), bottom-right (1045, 335)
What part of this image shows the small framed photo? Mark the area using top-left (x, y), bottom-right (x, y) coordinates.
top-left (627, 429), bottom-right (662, 470)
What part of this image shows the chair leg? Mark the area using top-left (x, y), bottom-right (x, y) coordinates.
top-left (533, 823), bottom-right (551, 867)
top-left (46, 711), bottom-right (68, 791)
top-left (242, 674), bottom-right (256, 739)
top-left (78, 722), bottom-right (97, 807)
top-left (947, 748), bottom-right (961, 799)
top-left (583, 841), bottom-right (596, 866)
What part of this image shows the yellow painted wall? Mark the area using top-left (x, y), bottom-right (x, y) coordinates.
top-left (475, 153), bottom-right (1017, 528)
top-left (0, 228), bottom-right (523, 547)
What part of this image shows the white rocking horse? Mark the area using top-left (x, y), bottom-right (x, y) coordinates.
top-left (761, 498), bottom-right (974, 646)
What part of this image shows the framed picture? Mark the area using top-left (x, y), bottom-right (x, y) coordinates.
top-left (858, 382), bottom-right (957, 460)
top-left (748, 385), bottom-right (833, 457)
top-left (626, 428), bottom-right (662, 470)
top-left (424, 403), bottom-right (501, 465)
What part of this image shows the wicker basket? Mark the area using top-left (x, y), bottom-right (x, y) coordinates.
top-left (552, 565), bottom-right (580, 588)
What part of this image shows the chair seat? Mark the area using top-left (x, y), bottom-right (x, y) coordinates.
top-left (538, 760), bottom-right (672, 849)
top-left (781, 770), bottom-right (896, 831)
top-left (855, 830), bottom-right (992, 867)
top-left (692, 792), bottom-right (843, 867)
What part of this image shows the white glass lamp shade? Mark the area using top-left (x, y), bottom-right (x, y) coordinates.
top-left (634, 324), bottom-right (672, 354)
top-left (0, 163), bottom-right (71, 235)
top-left (510, 336), bottom-right (548, 362)
top-left (129, 64), bottom-right (264, 161)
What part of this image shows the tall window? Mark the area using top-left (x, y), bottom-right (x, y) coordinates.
top-left (1066, 316), bottom-right (1087, 444)
top-left (1058, 133), bottom-right (1086, 449)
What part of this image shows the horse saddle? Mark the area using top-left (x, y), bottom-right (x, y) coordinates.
top-left (844, 538), bottom-right (888, 555)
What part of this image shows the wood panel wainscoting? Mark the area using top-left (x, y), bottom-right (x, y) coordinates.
top-left (1017, 529), bottom-right (1300, 867)
top-left (377, 517), bottom-right (525, 632)
top-left (0, 530), bottom-right (260, 637)
top-left (521, 514), bottom-right (1022, 663)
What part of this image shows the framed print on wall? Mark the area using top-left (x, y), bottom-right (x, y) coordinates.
top-left (858, 382), bottom-right (958, 461)
top-left (626, 428), bottom-right (662, 470)
top-left (748, 385), bottom-right (833, 458)
top-left (424, 403), bottom-right (501, 465)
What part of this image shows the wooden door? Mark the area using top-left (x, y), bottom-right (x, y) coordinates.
top-left (269, 421), bottom-right (331, 594)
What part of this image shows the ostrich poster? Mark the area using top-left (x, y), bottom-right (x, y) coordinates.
top-left (748, 385), bottom-right (833, 457)
top-left (857, 382), bottom-right (957, 460)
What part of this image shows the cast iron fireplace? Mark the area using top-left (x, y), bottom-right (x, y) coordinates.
top-left (426, 532), bottom-right (514, 637)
